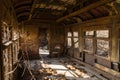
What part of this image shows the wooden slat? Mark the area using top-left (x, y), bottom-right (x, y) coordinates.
top-left (65, 14), bottom-right (120, 27)
top-left (28, 0), bottom-right (37, 20)
top-left (95, 63), bottom-right (120, 77)
top-left (56, 0), bottom-right (115, 22)
top-left (17, 12), bottom-right (30, 18)
top-left (24, 19), bottom-right (55, 25)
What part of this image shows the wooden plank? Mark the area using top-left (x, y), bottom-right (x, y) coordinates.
top-left (24, 19), bottom-right (55, 25)
top-left (95, 63), bottom-right (120, 77)
top-left (28, 0), bottom-right (37, 20)
top-left (0, 0), bottom-right (3, 80)
top-left (65, 15), bottom-right (120, 27)
top-left (69, 57), bottom-right (120, 80)
top-left (17, 12), bottom-right (29, 18)
top-left (56, 0), bottom-right (115, 22)
top-left (111, 19), bottom-right (119, 62)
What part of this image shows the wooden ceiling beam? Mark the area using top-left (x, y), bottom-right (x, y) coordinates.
top-left (24, 19), bottom-right (55, 25)
top-left (56, 0), bottom-right (115, 22)
top-left (14, 1), bottom-right (31, 8)
top-left (66, 15), bottom-right (120, 26)
top-left (28, 0), bottom-right (37, 20)
top-left (17, 12), bottom-right (30, 18)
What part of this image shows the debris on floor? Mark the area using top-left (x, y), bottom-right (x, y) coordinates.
top-left (19, 49), bottom-right (108, 80)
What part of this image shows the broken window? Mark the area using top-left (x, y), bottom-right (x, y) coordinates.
top-left (74, 38), bottom-right (79, 48)
top-left (84, 38), bottom-right (93, 52)
top-left (96, 30), bottom-right (109, 38)
top-left (67, 31), bottom-right (79, 48)
top-left (67, 32), bottom-right (72, 47)
top-left (83, 31), bottom-right (94, 53)
top-left (96, 40), bottom-right (109, 57)
top-left (96, 30), bottom-right (109, 58)
top-left (73, 32), bottom-right (79, 48)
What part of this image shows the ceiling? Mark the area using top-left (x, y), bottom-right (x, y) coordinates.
top-left (12, 0), bottom-right (120, 25)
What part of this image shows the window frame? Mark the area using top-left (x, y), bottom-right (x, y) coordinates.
top-left (83, 30), bottom-right (95, 54)
top-left (95, 29), bottom-right (110, 59)
top-left (73, 31), bottom-right (79, 48)
top-left (67, 32), bottom-right (72, 48)
top-left (67, 31), bottom-right (79, 48)
top-left (83, 29), bottom-right (111, 59)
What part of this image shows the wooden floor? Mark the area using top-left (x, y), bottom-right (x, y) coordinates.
top-left (19, 49), bottom-right (108, 80)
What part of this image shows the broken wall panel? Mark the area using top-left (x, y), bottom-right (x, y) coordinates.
top-left (0, 0), bottom-right (20, 80)
top-left (3, 49), bottom-right (9, 80)
top-left (12, 40), bottom-right (19, 64)
top-left (1, 21), bottom-right (12, 43)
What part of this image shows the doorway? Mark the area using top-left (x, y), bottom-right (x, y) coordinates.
top-left (38, 28), bottom-right (49, 57)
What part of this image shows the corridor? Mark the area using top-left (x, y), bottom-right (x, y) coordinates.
top-left (20, 49), bottom-right (107, 80)
top-left (1, 0), bottom-right (120, 80)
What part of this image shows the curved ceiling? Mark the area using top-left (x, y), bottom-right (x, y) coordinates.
top-left (12, 0), bottom-right (119, 24)
top-left (13, 0), bottom-right (33, 21)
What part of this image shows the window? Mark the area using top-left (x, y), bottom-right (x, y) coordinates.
top-left (73, 32), bottom-right (79, 48)
top-left (96, 30), bottom-right (109, 58)
top-left (67, 38), bottom-right (72, 47)
top-left (85, 31), bottom-right (94, 36)
top-left (67, 32), bottom-right (72, 47)
top-left (96, 40), bottom-right (109, 57)
top-left (84, 38), bottom-right (93, 51)
top-left (74, 38), bottom-right (79, 48)
top-left (68, 32), bottom-right (72, 37)
top-left (67, 32), bottom-right (79, 48)
top-left (96, 30), bottom-right (109, 38)
top-left (73, 32), bottom-right (78, 37)
top-left (83, 31), bottom-right (94, 53)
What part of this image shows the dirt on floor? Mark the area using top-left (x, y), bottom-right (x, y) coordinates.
top-left (18, 50), bottom-right (106, 80)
